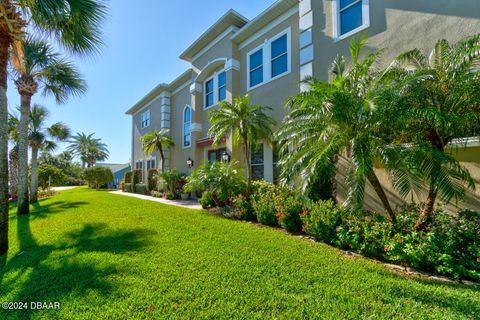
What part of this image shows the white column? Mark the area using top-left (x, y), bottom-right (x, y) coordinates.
top-left (263, 143), bottom-right (274, 183)
top-left (299, 0), bottom-right (314, 92)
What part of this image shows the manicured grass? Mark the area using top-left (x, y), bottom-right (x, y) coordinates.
top-left (1, 188), bottom-right (479, 319)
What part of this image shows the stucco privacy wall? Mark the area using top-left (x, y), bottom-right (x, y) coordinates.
top-left (336, 147), bottom-right (480, 214)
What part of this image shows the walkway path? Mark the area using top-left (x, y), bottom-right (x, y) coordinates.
top-left (52, 186), bottom-right (78, 191)
top-left (109, 190), bottom-right (203, 210)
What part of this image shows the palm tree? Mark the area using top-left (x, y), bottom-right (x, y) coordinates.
top-left (390, 36), bottom-right (480, 229)
top-left (28, 105), bottom-right (70, 202)
top-left (72, 133), bottom-right (109, 168)
top-left (12, 38), bottom-right (86, 214)
top-left (208, 95), bottom-right (276, 188)
top-left (142, 129), bottom-right (175, 172)
top-left (67, 132), bottom-right (109, 168)
top-left (7, 114), bottom-right (19, 199)
top-left (0, 0), bottom-right (106, 256)
top-left (276, 38), bottom-right (414, 224)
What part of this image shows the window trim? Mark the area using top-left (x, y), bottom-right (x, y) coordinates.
top-left (217, 71), bottom-right (227, 102)
top-left (146, 157), bottom-right (157, 171)
top-left (250, 143), bottom-right (265, 181)
top-left (333, 0), bottom-right (370, 42)
top-left (183, 105), bottom-right (192, 149)
top-left (141, 110), bottom-right (150, 129)
top-left (247, 27), bottom-right (292, 91)
top-left (203, 68), bottom-right (227, 110)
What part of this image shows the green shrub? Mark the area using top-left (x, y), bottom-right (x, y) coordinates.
top-left (301, 200), bottom-right (344, 244)
top-left (124, 171), bottom-right (132, 184)
top-left (233, 194), bottom-right (255, 221)
top-left (125, 183), bottom-right (132, 193)
top-left (185, 160), bottom-right (246, 208)
top-left (135, 184), bottom-right (148, 195)
top-left (157, 168), bottom-right (186, 199)
top-left (199, 191), bottom-right (216, 209)
top-left (147, 169), bottom-right (158, 191)
top-left (150, 190), bottom-right (162, 198)
top-left (38, 164), bottom-right (68, 190)
top-left (275, 193), bottom-right (304, 233)
top-left (251, 181), bottom-right (278, 226)
top-left (220, 206), bottom-right (242, 219)
top-left (83, 167), bottom-right (113, 190)
top-left (132, 169), bottom-right (141, 184)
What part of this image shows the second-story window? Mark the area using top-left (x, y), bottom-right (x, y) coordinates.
top-left (218, 71), bottom-right (227, 102)
top-left (141, 110), bottom-right (150, 129)
top-left (205, 78), bottom-right (214, 108)
top-left (335, 0), bottom-right (370, 40)
top-left (247, 28), bottom-right (291, 90)
top-left (183, 106), bottom-right (191, 148)
top-left (249, 49), bottom-right (264, 88)
top-left (146, 158), bottom-right (156, 170)
top-left (271, 34), bottom-right (288, 78)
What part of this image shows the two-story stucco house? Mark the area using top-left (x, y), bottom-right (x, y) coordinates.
top-left (126, 0), bottom-right (480, 196)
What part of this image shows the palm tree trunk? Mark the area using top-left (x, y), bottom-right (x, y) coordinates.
top-left (414, 184), bottom-right (437, 230)
top-left (17, 93), bottom-right (32, 215)
top-left (0, 32), bottom-right (11, 255)
top-left (159, 145), bottom-right (165, 173)
top-left (8, 147), bottom-right (19, 199)
top-left (30, 147), bottom-right (39, 203)
top-left (366, 170), bottom-right (396, 224)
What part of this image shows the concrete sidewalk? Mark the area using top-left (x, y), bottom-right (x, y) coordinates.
top-left (109, 190), bottom-right (203, 210)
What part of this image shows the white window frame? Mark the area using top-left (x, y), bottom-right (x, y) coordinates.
top-left (217, 71), bottom-right (227, 103)
top-left (247, 27), bottom-right (292, 91)
top-left (141, 110), bottom-right (150, 129)
top-left (135, 160), bottom-right (144, 183)
top-left (203, 68), bottom-right (227, 110)
top-left (251, 143), bottom-right (265, 181)
top-left (333, 0), bottom-right (370, 42)
top-left (146, 157), bottom-right (156, 171)
top-left (183, 105), bottom-right (192, 149)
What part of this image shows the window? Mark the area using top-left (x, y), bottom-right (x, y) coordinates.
top-left (208, 148), bottom-right (226, 163)
top-left (251, 144), bottom-right (264, 180)
top-left (249, 49), bottom-right (264, 88)
top-left (218, 71), bottom-right (227, 102)
top-left (183, 106), bottom-right (192, 148)
top-left (135, 160), bottom-right (144, 182)
top-left (335, 0), bottom-right (370, 40)
top-left (205, 78), bottom-right (214, 108)
top-left (247, 28), bottom-right (291, 90)
top-left (141, 110), bottom-right (150, 129)
top-left (146, 158), bottom-right (156, 170)
top-left (271, 34), bottom-right (288, 78)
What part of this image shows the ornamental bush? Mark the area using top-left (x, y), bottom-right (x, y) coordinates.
top-left (301, 200), bottom-right (344, 244)
top-left (251, 181), bottom-right (279, 226)
top-left (233, 194), bottom-right (255, 221)
top-left (275, 192), bottom-right (305, 233)
top-left (157, 168), bottom-right (186, 199)
top-left (83, 167), bottom-right (113, 190)
top-left (147, 169), bottom-right (158, 191)
top-left (199, 191), bottom-right (216, 209)
top-left (135, 184), bottom-right (148, 195)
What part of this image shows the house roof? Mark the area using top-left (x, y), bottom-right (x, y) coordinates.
top-left (125, 69), bottom-right (194, 115)
top-left (96, 163), bottom-right (131, 174)
top-left (231, 0), bottom-right (298, 45)
top-left (179, 9), bottom-right (249, 61)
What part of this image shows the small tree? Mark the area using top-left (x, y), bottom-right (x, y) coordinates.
top-left (37, 164), bottom-right (67, 190)
top-left (83, 166), bottom-right (113, 190)
top-left (142, 129), bottom-right (174, 172)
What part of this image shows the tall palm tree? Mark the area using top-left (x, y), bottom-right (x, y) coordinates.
top-left (276, 38), bottom-right (414, 224)
top-left (67, 132), bottom-right (109, 168)
top-left (142, 129), bottom-right (175, 172)
top-left (28, 105), bottom-right (70, 202)
top-left (0, 0), bottom-right (106, 256)
top-left (7, 114), bottom-right (19, 199)
top-left (12, 37), bottom-right (86, 214)
top-left (390, 36), bottom-right (480, 229)
top-left (208, 95), bottom-right (276, 188)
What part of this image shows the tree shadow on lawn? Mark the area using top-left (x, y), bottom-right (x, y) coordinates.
top-left (0, 206), bottom-right (157, 319)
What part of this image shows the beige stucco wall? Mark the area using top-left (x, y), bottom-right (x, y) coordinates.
top-left (312, 0), bottom-right (480, 81)
top-left (337, 147), bottom-right (480, 213)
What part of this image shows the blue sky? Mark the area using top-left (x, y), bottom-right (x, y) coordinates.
top-left (8, 0), bottom-right (275, 164)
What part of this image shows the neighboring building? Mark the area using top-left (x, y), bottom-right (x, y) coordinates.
top-left (96, 163), bottom-right (131, 187)
top-left (126, 0), bottom-right (480, 210)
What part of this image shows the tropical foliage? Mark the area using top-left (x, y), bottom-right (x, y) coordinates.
top-left (208, 95), bottom-right (275, 187)
top-left (388, 36), bottom-right (480, 228)
top-left (67, 132), bottom-right (109, 168)
top-left (276, 37), bottom-right (410, 223)
top-left (142, 129), bottom-right (174, 172)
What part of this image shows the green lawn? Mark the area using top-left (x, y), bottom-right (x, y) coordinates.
top-left (0, 188), bottom-right (478, 319)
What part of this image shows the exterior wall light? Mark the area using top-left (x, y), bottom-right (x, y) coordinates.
top-left (187, 157), bottom-right (194, 168)
top-left (221, 151), bottom-right (231, 163)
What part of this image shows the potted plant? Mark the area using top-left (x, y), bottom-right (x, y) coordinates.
top-left (180, 186), bottom-right (190, 200)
